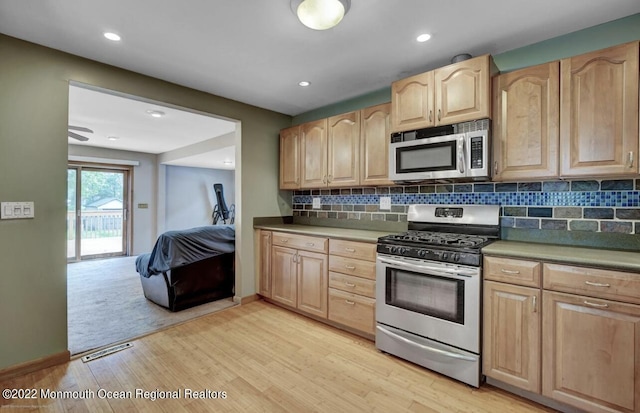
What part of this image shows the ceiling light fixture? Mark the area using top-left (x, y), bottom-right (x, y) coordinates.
top-left (103, 32), bottom-right (121, 42)
top-left (223, 160), bottom-right (234, 165)
top-left (416, 33), bottom-right (432, 43)
top-left (107, 136), bottom-right (119, 141)
top-left (299, 81), bottom-right (311, 87)
top-left (146, 110), bottom-right (165, 118)
top-left (291, 0), bottom-right (351, 30)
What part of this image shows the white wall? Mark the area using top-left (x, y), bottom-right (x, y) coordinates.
top-left (164, 165), bottom-right (235, 231)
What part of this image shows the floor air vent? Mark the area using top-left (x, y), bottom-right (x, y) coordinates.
top-left (81, 342), bottom-right (133, 363)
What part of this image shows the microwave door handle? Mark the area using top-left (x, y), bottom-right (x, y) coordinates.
top-left (458, 137), bottom-right (465, 174)
top-left (377, 256), bottom-right (475, 277)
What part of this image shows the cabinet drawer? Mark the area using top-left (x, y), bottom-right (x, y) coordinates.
top-left (329, 272), bottom-right (375, 298)
top-left (328, 288), bottom-right (375, 335)
top-left (543, 263), bottom-right (640, 305)
top-left (329, 255), bottom-right (376, 280)
top-left (329, 239), bottom-right (377, 262)
top-left (484, 256), bottom-right (541, 287)
top-left (272, 232), bottom-right (328, 253)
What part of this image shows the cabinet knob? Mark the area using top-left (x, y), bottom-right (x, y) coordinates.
top-left (345, 282), bottom-right (356, 287)
top-left (583, 300), bottom-right (609, 308)
top-left (345, 265), bottom-right (356, 270)
top-left (628, 151), bottom-right (634, 168)
top-left (437, 109), bottom-right (441, 121)
top-left (429, 110), bottom-right (433, 122)
top-left (306, 242), bottom-right (315, 247)
top-left (500, 268), bottom-right (520, 275)
top-left (584, 281), bottom-right (610, 288)
top-left (345, 300), bottom-right (355, 305)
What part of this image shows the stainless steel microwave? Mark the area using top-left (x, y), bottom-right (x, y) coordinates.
top-left (389, 123), bottom-right (490, 182)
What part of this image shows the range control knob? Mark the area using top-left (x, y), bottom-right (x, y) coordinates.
top-left (451, 253), bottom-right (460, 262)
top-left (399, 247), bottom-right (408, 255)
top-left (442, 252), bottom-right (449, 260)
top-left (390, 246), bottom-right (398, 254)
top-left (418, 249), bottom-right (428, 258)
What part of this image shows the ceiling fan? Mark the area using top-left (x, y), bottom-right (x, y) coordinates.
top-left (68, 125), bottom-right (93, 142)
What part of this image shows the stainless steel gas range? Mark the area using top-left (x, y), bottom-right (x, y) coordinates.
top-left (375, 204), bottom-right (500, 387)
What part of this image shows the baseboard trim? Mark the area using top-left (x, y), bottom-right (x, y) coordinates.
top-left (237, 294), bottom-right (260, 305)
top-left (0, 350), bottom-right (70, 381)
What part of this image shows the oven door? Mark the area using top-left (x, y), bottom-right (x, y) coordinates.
top-left (389, 133), bottom-right (466, 181)
top-left (375, 254), bottom-right (480, 353)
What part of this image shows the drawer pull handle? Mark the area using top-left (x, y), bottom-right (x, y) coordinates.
top-left (584, 300), bottom-right (609, 308)
top-left (345, 282), bottom-right (356, 287)
top-left (280, 239), bottom-right (288, 243)
top-left (500, 269), bottom-right (520, 275)
top-left (584, 281), bottom-right (610, 288)
top-left (306, 242), bottom-right (315, 247)
top-left (345, 248), bottom-right (356, 252)
top-left (345, 300), bottom-right (355, 305)
top-left (345, 265), bottom-right (356, 270)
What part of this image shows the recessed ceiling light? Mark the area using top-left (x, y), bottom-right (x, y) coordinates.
top-left (107, 136), bottom-right (119, 141)
top-left (223, 160), bottom-right (234, 165)
top-left (103, 32), bottom-right (122, 42)
top-left (299, 81), bottom-right (311, 87)
top-left (146, 110), bottom-right (165, 118)
top-left (416, 33), bottom-right (432, 42)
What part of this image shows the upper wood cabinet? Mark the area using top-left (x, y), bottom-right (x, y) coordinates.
top-left (327, 111), bottom-right (360, 187)
top-left (300, 119), bottom-right (328, 188)
top-left (434, 54), bottom-right (493, 125)
top-left (360, 103), bottom-right (393, 186)
top-left (391, 55), bottom-right (494, 133)
top-left (391, 71), bottom-right (435, 132)
top-left (560, 42), bottom-right (639, 177)
top-left (279, 126), bottom-right (301, 189)
top-left (492, 62), bottom-right (560, 181)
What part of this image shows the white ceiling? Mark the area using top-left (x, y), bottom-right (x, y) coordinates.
top-left (68, 85), bottom-right (237, 170)
top-left (2, 1), bottom-right (640, 168)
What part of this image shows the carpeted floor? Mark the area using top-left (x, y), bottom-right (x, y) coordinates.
top-left (67, 256), bottom-right (237, 356)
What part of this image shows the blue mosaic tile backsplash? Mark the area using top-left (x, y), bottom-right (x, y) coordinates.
top-left (292, 179), bottom-right (640, 234)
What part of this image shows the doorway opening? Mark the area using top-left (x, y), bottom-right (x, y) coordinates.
top-left (67, 163), bottom-right (132, 261)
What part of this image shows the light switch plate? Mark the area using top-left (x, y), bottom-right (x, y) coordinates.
top-left (312, 197), bottom-right (321, 209)
top-left (380, 197), bottom-right (391, 210)
top-left (1, 202), bottom-right (35, 219)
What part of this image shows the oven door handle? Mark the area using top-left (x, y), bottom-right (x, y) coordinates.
top-left (377, 256), bottom-right (476, 277)
top-left (377, 326), bottom-right (476, 362)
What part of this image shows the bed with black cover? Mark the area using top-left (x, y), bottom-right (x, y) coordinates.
top-left (135, 225), bottom-right (235, 311)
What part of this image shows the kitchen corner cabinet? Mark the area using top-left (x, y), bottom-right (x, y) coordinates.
top-left (492, 62), bottom-right (560, 181)
top-left (270, 232), bottom-right (328, 318)
top-left (360, 103), bottom-right (393, 186)
top-left (258, 230), bottom-right (272, 298)
top-left (279, 126), bottom-right (301, 190)
top-left (391, 54), bottom-right (494, 133)
top-left (483, 256), bottom-right (542, 393)
top-left (560, 41), bottom-right (639, 177)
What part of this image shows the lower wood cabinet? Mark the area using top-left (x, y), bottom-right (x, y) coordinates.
top-left (483, 280), bottom-right (541, 393)
top-left (296, 250), bottom-right (328, 318)
top-left (484, 254), bottom-right (640, 413)
top-left (328, 288), bottom-right (375, 335)
top-left (542, 291), bottom-right (640, 413)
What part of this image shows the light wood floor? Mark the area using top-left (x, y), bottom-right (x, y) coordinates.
top-left (0, 300), bottom-right (554, 412)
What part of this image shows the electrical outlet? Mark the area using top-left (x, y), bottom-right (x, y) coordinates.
top-left (312, 197), bottom-right (321, 209)
top-left (380, 196), bottom-right (391, 210)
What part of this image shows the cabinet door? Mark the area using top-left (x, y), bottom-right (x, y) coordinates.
top-left (279, 126), bottom-right (301, 189)
top-left (435, 54), bottom-right (491, 125)
top-left (560, 42), bottom-right (639, 177)
top-left (296, 250), bottom-right (328, 318)
top-left (543, 291), bottom-right (640, 413)
top-left (391, 71), bottom-right (435, 132)
top-left (483, 281), bottom-right (541, 393)
top-left (327, 111), bottom-right (360, 187)
top-left (493, 62), bottom-right (560, 181)
top-left (258, 230), bottom-right (272, 298)
top-left (271, 246), bottom-right (298, 307)
top-left (300, 119), bottom-right (328, 188)
top-left (360, 103), bottom-right (393, 186)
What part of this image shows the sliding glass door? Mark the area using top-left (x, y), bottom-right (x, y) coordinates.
top-left (67, 164), bottom-right (131, 261)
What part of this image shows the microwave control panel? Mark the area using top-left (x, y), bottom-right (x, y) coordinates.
top-left (470, 137), bottom-right (484, 169)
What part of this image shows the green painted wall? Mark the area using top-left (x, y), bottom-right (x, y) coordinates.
top-left (292, 13), bottom-right (640, 125)
top-left (0, 34), bottom-right (291, 370)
